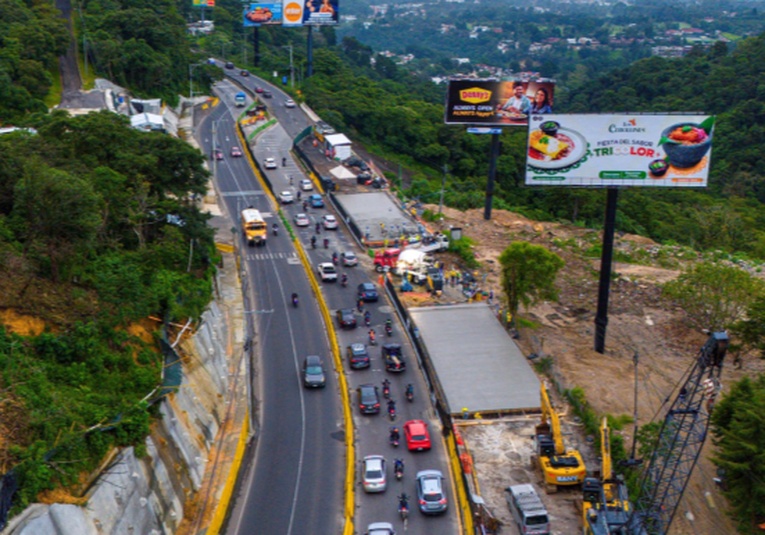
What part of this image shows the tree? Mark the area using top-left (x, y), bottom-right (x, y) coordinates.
top-left (662, 261), bottom-right (764, 331)
top-left (499, 241), bottom-right (564, 319)
top-left (711, 375), bottom-right (765, 533)
top-left (731, 296), bottom-right (765, 360)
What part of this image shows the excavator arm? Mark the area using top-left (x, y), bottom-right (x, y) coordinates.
top-left (540, 383), bottom-right (566, 456)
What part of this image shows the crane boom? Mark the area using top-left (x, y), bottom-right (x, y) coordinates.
top-left (630, 331), bottom-right (728, 535)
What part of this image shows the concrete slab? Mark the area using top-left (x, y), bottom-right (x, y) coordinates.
top-left (408, 303), bottom-right (540, 415)
top-left (335, 191), bottom-right (423, 243)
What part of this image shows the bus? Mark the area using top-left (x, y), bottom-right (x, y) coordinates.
top-left (241, 208), bottom-right (267, 246)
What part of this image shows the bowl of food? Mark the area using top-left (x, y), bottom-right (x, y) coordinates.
top-left (540, 120), bottom-right (559, 136)
top-left (648, 159), bottom-right (669, 177)
top-left (660, 121), bottom-right (713, 169)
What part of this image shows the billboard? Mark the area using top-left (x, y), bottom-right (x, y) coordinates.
top-left (192, 0), bottom-right (214, 6)
top-left (282, 0), bottom-right (304, 26)
top-left (444, 79), bottom-right (555, 126)
top-left (525, 114), bottom-right (715, 187)
top-left (302, 0), bottom-right (338, 25)
top-left (243, 2), bottom-right (283, 26)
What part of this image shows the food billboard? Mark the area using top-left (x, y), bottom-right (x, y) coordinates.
top-left (525, 114), bottom-right (715, 188)
top-left (243, 2), bottom-right (283, 26)
top-left (444, 79), bottom-right (556, 126)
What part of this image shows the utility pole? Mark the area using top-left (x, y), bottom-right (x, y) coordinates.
top-left (439, 164), bottom-right (448, 215)
top-left (284, 43), bottom-right (294, 88)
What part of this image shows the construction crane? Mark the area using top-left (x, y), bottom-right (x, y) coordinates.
top-left (536, 383), bottom-right (587, 490)
top-left (582, 417), bottom-right (632, 534)
top-left (628, 331), bottom-right (728, 534)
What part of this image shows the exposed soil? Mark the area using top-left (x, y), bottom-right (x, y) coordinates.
top-left (420, 205), bottom-right (762, 535)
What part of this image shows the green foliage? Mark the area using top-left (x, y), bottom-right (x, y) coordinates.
top-left (711, 375), bottom-right (765, 533)
top-left (499, 241), bottom-right (565, 317)
top-left (448, 235), bottom-right (480, 269)
top-left (662, 261), bottom-right (765, 331)
top-left (731, 296), bottom-right (765, 359)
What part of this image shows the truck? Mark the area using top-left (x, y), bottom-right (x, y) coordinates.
top-left (235, 92), bottom-right (246, 107)
top-left (382, 343), bottom-right (406, 373)
top-left (406, 232), bottom-right (449, 254)
top-left (373, 248), bottom-right (402, 273)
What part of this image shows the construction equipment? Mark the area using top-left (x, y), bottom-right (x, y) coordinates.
top-left (627, 331), bottom-right (728, 534)
top-left (582, 417), bottom-right (631, 534)
top-left (536, 383), bottom-right (587, 489)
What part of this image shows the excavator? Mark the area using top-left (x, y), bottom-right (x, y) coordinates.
top-left (536, 383), bottom-right (587, 490)
top-left (582, 417), bottom-right (631, 534)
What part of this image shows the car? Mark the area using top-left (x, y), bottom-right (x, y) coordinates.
top-left (294, 213), bottom-right (310, 227)
top-left (309, 194), bottom-right (324, 208)
top-left (345, 156), bottom-right (370, 171)
top-left (365, 522), bottom-right (395, 535)
top-left (263, 90), bottom-right (272, 98)
top-left (357, 383), bottom-right (381, 414)
top-left (322, 214), bottom-right (338, 230)
top-left (264, 157), bottom-right (278, 169)
top-left (285, 98), bottom-right (296, 108)
top-left (230, 146), bottom-right (242, 157)
top-left (240, 69), bottom-right (250, 77)
top-left (255, 86), bottom-right (264, 94)
top-left (347, 343), bottom-right (370, 369)
top-left (357, 282), bottom-right (379, 302)
top-left (224, 61), bottom-right (234, 69)
top-left (403, 420), bottom-right (431, 451)
top-left (362, 455), bottom-right (387, 493)
top-left (382, 343), bottom-right (406, 373)
top-left (415, 470), bottom-right (448, 514)
top-left (279, 191), bottom-right (294, 204)
top-left (212, 149), bottom-right (224, 160)
top-left (302, 355), bottom-right (326, 388)
top-left (317, 262), bottom-right (338, 282)
top-left (341, 251), bottom-right (358, 267)
top-left (336, 308), bottom-right (357, 329)
top-left (300, 178), bottom-right (314, 191)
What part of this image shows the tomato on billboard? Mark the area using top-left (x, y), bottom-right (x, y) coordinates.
top-left (243, 2), bottom-right (283, 26)
top-left (444, 79), bottom-right (555, 127)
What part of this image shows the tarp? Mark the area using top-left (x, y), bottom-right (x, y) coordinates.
top-left (325, 133), bottom-right (352, 146)
top-left (130, 113), bottom-right (164, 131)
top-left (330, 166), bottom-right (356, 180)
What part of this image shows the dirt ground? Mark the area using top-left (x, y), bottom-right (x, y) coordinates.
top-left (421, 205), bottom-right (763, 535)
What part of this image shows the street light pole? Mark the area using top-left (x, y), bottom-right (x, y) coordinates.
top-left (283, 44), bottom-right (294, 88)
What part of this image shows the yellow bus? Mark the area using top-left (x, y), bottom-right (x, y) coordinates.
top-left (241, 208), bottom-right (267, 246)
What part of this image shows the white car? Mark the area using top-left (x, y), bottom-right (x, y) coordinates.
top-left (300, 178), bottom-right (314, 191)
top-left (362, 455), bottom-right (387, 493)
top-left (279, 191), bottom-right (294, 204)
top-left (317, 262), bottom-right (338, 282)
top-left (322, 214), bottom-right (338, 230)
top-left (285, 99), bottom-right (296, 108)
top-left (264, 157), bottom-right (277, 169)
top-left (365, 524), bottom-right (395, 535)
top-left (294, 213), bottom-right (310, 227)
top-left (341, 251), bottom-right (358, 267)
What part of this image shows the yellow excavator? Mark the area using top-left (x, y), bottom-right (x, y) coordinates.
top-left (582, 417), bottom-right (631, 534)
top-left (536, 383), bottom-right (587, 490)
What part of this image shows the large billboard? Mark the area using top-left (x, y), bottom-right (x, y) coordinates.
top-left (444, 79), bottom-right (555, 126)
top-left (282, 0), bottom-right (304, 26)
top-left (525, 114), bottom-right (715, 187)
top-left (192, 0), bottom-right (214, 6)
top-left (243, 2), bottom-right (283, 26)
top-left (302, 0), bottom-right (339, 25)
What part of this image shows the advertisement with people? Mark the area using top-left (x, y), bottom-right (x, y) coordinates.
top-left (525, 114), bottom-right (715, 187)
top-left (243, 2), bottom-right (283, 26)
top-left (302, 0), bottom-right (338, 25)
top-left (444, 79), bottom-right (556, 126)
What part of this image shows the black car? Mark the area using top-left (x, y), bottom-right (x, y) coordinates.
top-left (345, 156), bottom-right (370, 171)
top-left (336, 308), bottom-right (357, 329)
top-left (302, 355), bottom-right (326, 388)
top-left (357, 282), bottom-right (379, 302)
top-left (347, 343), bottom-right (371, 369)
top-left (357, 384), bottom-right (381, 414)
top-left (382, 344), bottom-right (406, 373)
top-left (225, 61), bottom-right (234, 69)
top-left (263, 90), bottom-right (272, 98)
top-left (240, 69), bottom-right (249, 76)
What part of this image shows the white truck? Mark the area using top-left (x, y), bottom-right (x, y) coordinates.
top-left (396, 249), bottom-right (434, 283)
top-left (406, 233), bottom-right (449, 254)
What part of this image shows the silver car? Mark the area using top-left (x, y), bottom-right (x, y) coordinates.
top-left (365, 523), bottom-right (395, 535)
top-left (362, 455), bottom-right (387, 493)
top-left (415, 469), bottom-right (448, 514)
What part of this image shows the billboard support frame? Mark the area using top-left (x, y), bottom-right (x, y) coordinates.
top-left (594, 187), bottom-right (619, 354)
top-left (484, 133), bottom-right (500, 220)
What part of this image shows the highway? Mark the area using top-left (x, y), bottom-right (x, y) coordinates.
top-left (198, 70), bottom-right (459, 534)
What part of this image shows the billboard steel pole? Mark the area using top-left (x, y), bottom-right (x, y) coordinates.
top-left (484, 133), bottom-right (500, 220)
top-left (594, 187), bottom-right (618, 354)
top-left (253, 26), bottom-right (260, 67)
top-left (306, 25), bottom-right (314, 78)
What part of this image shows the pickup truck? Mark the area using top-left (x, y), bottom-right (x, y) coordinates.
top-left (406, 233), bottom-right (449, 254)
top-left (382, 344), bottom-right (406, 373)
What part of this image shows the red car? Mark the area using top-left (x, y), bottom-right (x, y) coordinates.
top-left (404, 419), bottom-right (431, 451)
top-left (255, 86), bottom-right (264, 94)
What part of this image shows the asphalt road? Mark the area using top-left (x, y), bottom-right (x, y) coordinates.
top-left (201, 72), bottom-right (459, 534)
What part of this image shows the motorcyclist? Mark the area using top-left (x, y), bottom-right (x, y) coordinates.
top-left (394, 458), bottom-right (404, 474)
top-left (272, 222), bottom-right (279, 235)
top-left (406, 383), bottom-right (414, 401)
top-left (368, 328), bottom-right (376, 344)
top-left (389, 427), bottom-right (400, 443)
top-left (364, 310), bottom-right (371, 326)
top-left (291, 293), bottom-right (298, 307)
top-left (282, 157), bottom-right (287, 166)
top-left (303, 200), bottom-right (309, 211)
top-left (315, 222), bottom-right (321, 234)
top-left (341, 273), bottom-right (348, 287)
top-left (385, 318), bottom-right (393, 329)
top-left (382, 379), bottom-right (391, 398)
top-left (332, 252), bottom-right (339, 265)
top-left (387, 399), bottom-right (396, 414)
top-left (398, 493), bottom-right (410, 510)
top-left (311, 235), bottom-right (317, 249)
top-left (323, 238), bottom-right (329, 249)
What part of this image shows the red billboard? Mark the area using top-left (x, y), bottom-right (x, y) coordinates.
top-left (444, 79), bottom-right (555, 126)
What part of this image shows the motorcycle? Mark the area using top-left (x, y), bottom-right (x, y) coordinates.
top-left (368, 330), bottom-right (377, 346)
top-left (405, 384), bottom-right (414, 403)
top-left (394, 460), bottom-right (404, 480)
top-left (364, 312), bottom-right (371, 327)
top-left (332, 252), bottom-right (339, 265)
top-left (311, 236), bottom-right (317, 249)
top-left (398, 496), bottom-right (409, 521)
top-left (387, 401), bottom-right (396, 421)
top-left (341, 275), bottom-right (348, 287)
top-left (291, 294), bottom-right (299, 308)
top-left (272, 225), bottom-right (278, 236)
top-left (382, 381), bottom-right (391, 399)
top-left (389, 428), bottom-right (400, 448)
top-left (323, 238), bottom-right (329, 249)
top-left (385, 323), bottom-right (393, 337)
